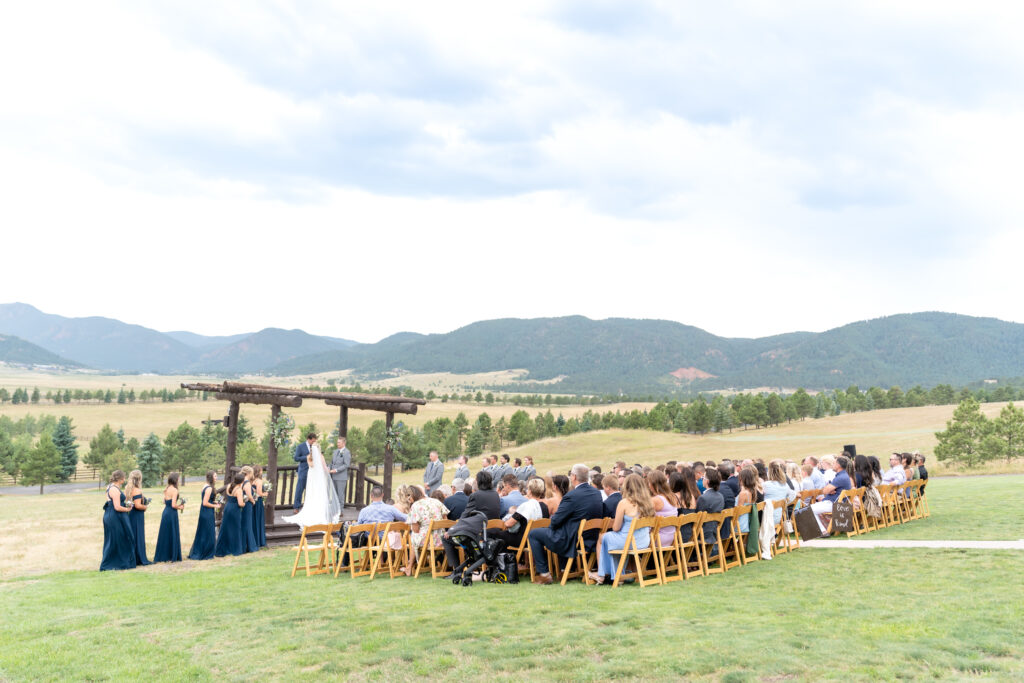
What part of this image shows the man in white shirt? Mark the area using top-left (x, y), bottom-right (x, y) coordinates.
top-left (881, 453), bottom-right (907, 486)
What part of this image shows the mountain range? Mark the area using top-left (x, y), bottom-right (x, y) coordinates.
top-left (2, 302), bottom-right (1023, 393)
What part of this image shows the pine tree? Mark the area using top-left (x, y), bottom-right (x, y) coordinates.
top-left (51, 416), bottom-right (79, 482)
top-left (117, 388), bottom-right (126, 404)
top-left (30, 387), bottom-right (40, 404)
top-left (136, 433), bottom-right (164, 486)
top-left (934, 397), bottom-right (989, 468)
top-left (982, 402), bottom-right (1024, 463)
top-left (87, 424), bottom-right (122, 468)
top-left (0, 430), bottom-right (16, 479)
top-left (21, 432), bottom-right (61, 494)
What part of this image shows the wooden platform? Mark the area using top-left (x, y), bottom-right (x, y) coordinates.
top-left (264, 505), bottom-right (362, 547)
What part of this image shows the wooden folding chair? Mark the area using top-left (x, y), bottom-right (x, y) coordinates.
top-left (608, 517), bottom-right (662, 587)
top-left (896, 482), bottom-right (914, 522)
top-left (290, 523), bottom-right (338, 577)
top-left (782, 501), bottom-right (801, 550)
top-left (697, 511), bottom-right (730, 576)
top-left (520, 518), bottom-right (552, 582)
top-left (335, 523), bottom-right (378, 578)
top-left (414, 519), bottom-right (455, 578)
top-left (562, 518), bottom-right (608, 585)
top-left (370, 522), bottom-right (411, 579)
top-left (737, 503), bottom-right (761, 564)
top-left (653, 516), bottom-right (686, 583)
top-left (720, 505), bottom-right (746, 569)
top-left (677, 512), bottom-right (705, 579)
top-left (907, 481), bottom-right (925, 520)
top-left (878, 484), bottom-right (899, 527)
top-left (917, 480), bottom-right (931, 517)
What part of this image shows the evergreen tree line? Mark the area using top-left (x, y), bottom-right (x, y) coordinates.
top-left (0, 386), bottom-right (209, 405)
top-left (934, 398), bottom-right (1024, 468)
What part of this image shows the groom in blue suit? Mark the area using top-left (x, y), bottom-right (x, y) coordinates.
top-left (293, 433), bottom-right (316, 511)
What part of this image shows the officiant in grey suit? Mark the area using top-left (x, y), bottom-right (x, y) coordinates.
top-left (329, 437), bottom-right (352, 505)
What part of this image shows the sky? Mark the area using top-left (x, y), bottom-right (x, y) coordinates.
top-left (1, 1), bottom-right (1022, 343)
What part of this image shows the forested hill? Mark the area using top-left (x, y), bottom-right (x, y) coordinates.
top-left (271, 312), bottom-right (1024, 393)
top-left (0, 334), bottom-right (82, 367)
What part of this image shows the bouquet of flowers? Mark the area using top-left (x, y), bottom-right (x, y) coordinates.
top-left (216, 494), bottom-right (225, 505)
top-left (177, 495), bottom-right (187, 514)
top-left (142, 496), bottom-right (152, 506)
top-left (263, 480), bottom-right (273, 494)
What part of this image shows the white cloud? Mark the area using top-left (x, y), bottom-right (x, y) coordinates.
top-left (1, 1), bottom-right (1023, 342)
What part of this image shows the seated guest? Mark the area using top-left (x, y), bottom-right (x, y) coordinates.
top-left (881, 453), bottom-right (907, 486)
top-left (527, 464), bottom-right (603, 584)
top-left (444, 478), bottom-right (469, 520)
top-left (818, 455), bottom-right (837, 484)
top-left (646, 470), bottom-right (679, 548)
top-left (785, 462), bottom-right (803, 491)
top-left (499, 473), bottom-right (527, 515)
top-left (868, 456), bottom-right (883, 485)
top-left (589, 473), bottom-right (654, 584)
top-left (357, 485), bottom-right (408, 525)
top-left (672, 467), bottom-right (700, 513)
top-left (591, 472), bottom-right (605, 499)
top-left (602, 474), bottom-right (622, 518)
top-left (493, 477), bottom-right (547, 551)
top-left (902, 453), bottom-right (919, 482)
top-left (718, 470), bottom-right (737, 509)
top-left (692, 462), bottom-right (706, 493)
top-left (442, 471), bottom-right (502, 575)
top-left (763, 460), bottom-right (797, 525)
top-left (800, 463), bottom-right (818, 491)
top-left (802, 456), bottom-right (825, 488)
top-left (431, 489), bottom-right (447, 503)
top-left (402, 485), bottom-right (449, 576)
top-left (915, 454), bottom-right (928, 487)
top-left (719, 462), bottom-right (739, 498)
top-left (811, 455), bottom-right (852, 533)
top-left (542, 474), bottom-right (569, 515)
top-left (696, 467), bottom-right (725, 548)
top-left (735, 467), bottom-right (762, 533)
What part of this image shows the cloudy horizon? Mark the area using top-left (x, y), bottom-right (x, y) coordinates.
top-left (2, 2), bottom-right (1022, 343)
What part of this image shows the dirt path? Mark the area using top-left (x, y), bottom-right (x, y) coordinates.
top-left (802, 539), bottom-right (1024, 549)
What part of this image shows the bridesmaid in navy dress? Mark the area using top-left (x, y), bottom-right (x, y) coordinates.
top-left (215, 473), bottom-right (245, 557)
top-left (188, 470), bottom-right (221, 560)
top-left (125, 470), bottom-right (151, 566)
top-left (100, 470), bottom-right (137, 571)
top-left (252, 465), bottom-right (268, 548)
top-left (240, 466), bottom-right (259, 553)
top-left (153, 473), bottom-right (184, 562)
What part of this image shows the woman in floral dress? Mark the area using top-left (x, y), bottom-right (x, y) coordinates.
top-left (403, 485), bottom-right (449, 575)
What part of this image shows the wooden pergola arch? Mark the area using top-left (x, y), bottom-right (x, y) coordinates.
top-left (181, 381), bottom-right (426, 525)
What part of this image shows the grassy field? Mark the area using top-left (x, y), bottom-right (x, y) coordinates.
top-left (1, 475), bottom-right (1022, 680)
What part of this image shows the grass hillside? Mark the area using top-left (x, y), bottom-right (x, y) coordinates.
top-left (0, 334), bottom-right (81, 367)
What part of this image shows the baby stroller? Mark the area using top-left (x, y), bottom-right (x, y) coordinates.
top-left (447, 512), bottom-right (513, 586)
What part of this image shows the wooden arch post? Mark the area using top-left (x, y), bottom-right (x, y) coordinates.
top-left (266, 404), bottom-right (280, 525)
top-left (383, 411), bottom-right (394, 501)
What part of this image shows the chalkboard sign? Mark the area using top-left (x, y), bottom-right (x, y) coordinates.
top-left (793, 507), bottom-right (823, 540)
top-left (832, 498), bottom-right (855, 533)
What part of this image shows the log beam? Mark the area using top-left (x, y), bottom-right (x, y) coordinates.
top-left (213, 392), bottom-right (302, 407)
top-left (323, 398), bottom-right (418, 414)
top-left (220, 381), bottom-right (427, 405)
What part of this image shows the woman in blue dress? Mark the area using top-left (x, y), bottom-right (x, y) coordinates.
top-left (215, 473), bottom-right (245, 557)
top-left (188, 470), bottom-right (221, 560)
top-left (153, 473), bottom-right (184, 562)
top-left (125, 469), bottom-right (151, 566)
top-left (100, 470), bottom-right (137, 571)
top-left (240, 466), bottom-right (259, 553)
top-left (252, 465), bottom-right (268, 548)
top-left (589, 474), bottom-right (654, 584)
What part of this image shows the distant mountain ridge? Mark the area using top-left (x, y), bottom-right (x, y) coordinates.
top-left (0, 303), bottom-right (356, 374)
top-left (271, 312), bottom-right (1024, 392)
top-left (0, 333), bottom-right (82, 367)
top-left (3, 303), bottom-right (1023, 392)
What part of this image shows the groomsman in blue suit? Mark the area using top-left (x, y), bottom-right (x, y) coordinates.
top-left (293, 433), bottom-right (316, 510)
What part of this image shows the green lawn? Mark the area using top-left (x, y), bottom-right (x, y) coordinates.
top-left (1, 547), bottom-right (1021, 681)
top-left (2, 475), bottom-right (1023, 681)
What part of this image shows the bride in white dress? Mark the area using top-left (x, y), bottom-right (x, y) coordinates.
top-left (282, 442), bottom-right (342, 527)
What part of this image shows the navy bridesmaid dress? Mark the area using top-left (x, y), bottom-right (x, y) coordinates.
top-left (188, 486), bottom-right (217, 560)
top-left (215, 491), bottom-right (244, 557)
top-left (253, 483), bottom-right (267, 548)
top-left (153, 497), bottom-right (182, 562)
top-left (100, 486), bottom-right (137, 571)
top-left (128, 492), bottom-right (151, 565)
top-left (241, 482), bottom-right (258, 553)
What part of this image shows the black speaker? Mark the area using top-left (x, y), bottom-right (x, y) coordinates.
top-left (843, 444), bottom-right (856, 458)
top-left (223, 415), bottom-right (231, 429)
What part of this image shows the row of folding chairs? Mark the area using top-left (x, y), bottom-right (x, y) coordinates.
top-left (801, 480), bottom-right (929, 539)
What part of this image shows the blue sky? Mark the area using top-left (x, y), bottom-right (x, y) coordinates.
top-left (1, 1), bottom-right (1021, 342)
